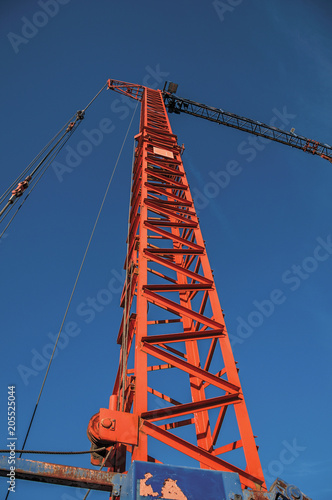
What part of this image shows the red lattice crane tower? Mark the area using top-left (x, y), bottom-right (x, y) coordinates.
top-left (87, 81), bottom-right (266, 491)
top-left (1, 78), bottom-right (325, 498)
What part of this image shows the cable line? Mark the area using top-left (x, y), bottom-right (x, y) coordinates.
top-left (82, 82), bottom-right (108, 112)
top-left (0, 123), bottom-right (81, 238)
top-left (0, 115), bottom-right (83, 221)
top-left (0, 115), bottom-right (76, 205)
top-left (118, 140), bottom-right (136, 411)
top-left (17, 101), bottom-right (139, 477)
top-left (0, 82), bottom-right (108, 228)
top-left (2, 83), bottom-right (115, 500)
top-left (0, 448), bottom-right (106, 455)
top-left (82, 447), bottom-right (113, 500)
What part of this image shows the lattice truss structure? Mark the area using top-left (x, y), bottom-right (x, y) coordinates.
top-left (88, 82), bottom-right (266, 491)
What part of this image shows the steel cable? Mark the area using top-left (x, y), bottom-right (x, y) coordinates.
top-left (0, 448), bottom-right (106, 455)
top-left (3, 79), bottom-right (111, 500)
top-left (119, 139), bottom-right (137, 411)
top-left (0, 123), bottom-right (82, 239)
top-left (16, 100), bottom-right (139, 474)
top-left (0, 114), bottom-right (76, 205)
top-left (0, 82), bottom-right (107, 222)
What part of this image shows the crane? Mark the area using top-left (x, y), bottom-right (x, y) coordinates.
top-left (0, 79), bottom-right (318, 500)
top-left (162, 82), bottom-right (332, 163)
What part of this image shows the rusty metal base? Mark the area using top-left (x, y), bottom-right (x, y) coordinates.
top-left (0, 456), bottom-right (311, 500)
top-left (0, 455), bottom-right (121, 494)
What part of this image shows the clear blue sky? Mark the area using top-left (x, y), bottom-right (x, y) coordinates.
top-left (1, 1), bottom-right (332, 499)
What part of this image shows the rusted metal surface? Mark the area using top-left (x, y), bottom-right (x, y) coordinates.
top-left (270, 478), bottom-right (312, 500)
top-left (243, 490), bottom-right (271, 500)
top-left (0, 455), bottom-right (119, 492)
top-left (243, 478), bottom-right (312, 500)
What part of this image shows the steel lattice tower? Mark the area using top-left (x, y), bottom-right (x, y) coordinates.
top-left (88, 82), bottom-right (266, 491)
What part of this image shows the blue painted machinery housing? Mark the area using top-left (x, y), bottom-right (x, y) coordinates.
top-left (118, 461), bottom-right (311, 500)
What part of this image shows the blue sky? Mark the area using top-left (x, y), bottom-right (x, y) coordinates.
top-left (1, 1), bottom-right (332, 499)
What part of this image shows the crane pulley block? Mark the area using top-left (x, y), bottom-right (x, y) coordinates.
top-left (88, 408), bottom-right (139, 447)
top-left (10, 175), bottom-right (32, 200)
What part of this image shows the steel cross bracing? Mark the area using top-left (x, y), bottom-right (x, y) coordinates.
top-left (162, 91), bottom-right (332, 163)
top-left (88, 81), bottom-right (266, 491)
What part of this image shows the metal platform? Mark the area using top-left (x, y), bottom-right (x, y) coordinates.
top-left (1, 456), bottom-right (312, 499)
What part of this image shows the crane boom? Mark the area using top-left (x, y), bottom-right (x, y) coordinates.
top-left (107, 78), bottom-right (332, 163)
top-left (162, 87), bottom-right (332, 163)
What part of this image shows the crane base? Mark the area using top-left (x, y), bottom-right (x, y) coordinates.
top-left (120, 462), bottom-right (312, 500)
top-left (0, 456), bottom-right (312, 499)
top-left (121, 461), bottom-right (243, 500)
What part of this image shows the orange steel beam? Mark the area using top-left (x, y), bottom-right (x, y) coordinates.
top-left (88, 82), bottom-right (266, 491)
top-left (141, 420), bottom-right (264, 490)
top-left (141, 394), bottom-right (241, 421)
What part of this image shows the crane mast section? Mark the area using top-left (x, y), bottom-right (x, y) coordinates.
top-left (89, 83), bottom-right (266, 491)
top-left (163, 93), bottom-right (332, 162)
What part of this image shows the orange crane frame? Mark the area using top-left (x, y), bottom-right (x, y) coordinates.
top-left (88, 81), bottom-right (266, 491)
top-left (0, 78), bottom-right (324, 499)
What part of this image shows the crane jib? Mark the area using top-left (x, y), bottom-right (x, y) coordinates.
top-left (163, 93), bottom-right (332, 162)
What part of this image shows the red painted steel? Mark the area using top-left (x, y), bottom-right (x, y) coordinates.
top-left (0, 456), bottom-right (117, 492)
top-left (88, 82), bottom-right (266, 491)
